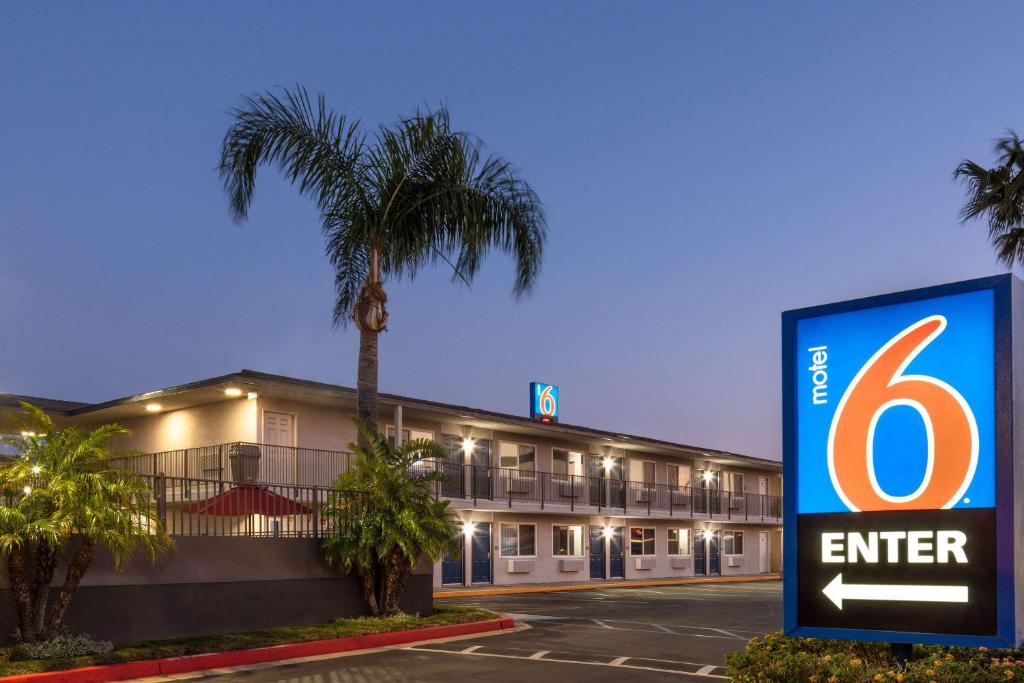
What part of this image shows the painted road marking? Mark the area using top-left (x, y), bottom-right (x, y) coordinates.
top-left (408, 646), bottom-right (727, 679)
top-left (528, 650), bottom-right (550, 660)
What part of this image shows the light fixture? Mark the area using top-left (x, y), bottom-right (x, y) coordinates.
top-left (463, 521), bottom-right (476, 537)
top-left (602, 526), bottom-right (614, 539)
top-left (22, 486), bottom-right (31, 495)
top-left (247, 391), bottom-right (258, 400)
top-left (602, 457), bottom-right (614, 471)
top-left (702, 470), bottom-right (715, 482)
top-left (20, 431), bottom-right (36, 438)
top-left (145, 403), bottom-right (162, 413)
top-left (224, 387), bottom-right (243, 398)
top-left (30, 465), bottom-right (41, 475)
top-left (703, 529), bottom-right (713, 540)
top-left (462, 437), bottom-right (475, 455)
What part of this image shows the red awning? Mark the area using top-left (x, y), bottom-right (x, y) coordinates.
top-left (184, 485), bottom-right (313, 516)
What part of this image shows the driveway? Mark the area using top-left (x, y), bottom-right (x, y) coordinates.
top-left (178, 580), bottom-right (782, 682)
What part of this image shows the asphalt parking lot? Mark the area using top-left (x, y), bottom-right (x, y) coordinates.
top-left (184, 580), bottom-right (782, 682)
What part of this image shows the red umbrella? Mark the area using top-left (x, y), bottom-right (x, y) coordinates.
top-left (184, 485), bottom-right (312, 516)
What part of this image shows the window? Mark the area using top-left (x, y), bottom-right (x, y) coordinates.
top-left (723, 530), bottom-right (744, 555)
top-left (552, 450), bottom-right (582, 477)
top-left (386, 426), bottom-right (434, 445)
top-left (552, 524), bottom-right (584, 556)
top-left (630, 527), bottom-right (656, 555)
top-left (668, 528), bottom-right (691, 556)
top-left (629, 459), bottom-right (656, 484)
top-left (499, 443), bottom-right (535, 472)
top-left (728, 472), bottom-right (744, 493)
top-left (499, 523), bottom-right (536, 557)
top-left (666, 464), bottom-right (692, 490)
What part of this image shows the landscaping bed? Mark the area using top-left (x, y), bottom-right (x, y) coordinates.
top-left (0, 605), bottom-right (497, 677)
top-left (727, 631), bottom-right (1024, 682)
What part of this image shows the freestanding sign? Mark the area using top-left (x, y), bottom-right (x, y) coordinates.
top-left (782, 275), bottom-right (1021, 647)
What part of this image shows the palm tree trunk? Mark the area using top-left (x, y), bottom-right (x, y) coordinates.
top-left (7, 546), bottom-right (36, 642)
top-left (30, 543), bottom-right (57, 640)
top-left (354, 248), bottom-right (387, 448)
top-left (45, 539), bottom-right (94, 640)
top-left (382, 551), bottom-right (412, 615)
top-left (361, 562), bottom-right (381, 617)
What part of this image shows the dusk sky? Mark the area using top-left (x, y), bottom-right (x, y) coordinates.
top-left (2, 2), bottom-right (1021, 460)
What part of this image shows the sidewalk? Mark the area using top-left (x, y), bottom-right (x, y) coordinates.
top-left (434, 572), bottom-right (781, 598)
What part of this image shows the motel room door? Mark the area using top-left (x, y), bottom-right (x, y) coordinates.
top-left (709, 530), bottom-right (721, 575)
top-left (471, 440), bottom-right (493, 500)
top-left (441, 550), bottom-right (464, 586)
top-left (693, 532), bottom-right (706, 575)
top-left (262, 411), bottom-right (295, 483)
top-left (758, 531), bottom-right (769, 573)
top-left (608, 527), bottom-right (625, 579)
top-left (589, 526), bottom-right (605, 579)
top-left (471, 522), bottom-right (492, 584)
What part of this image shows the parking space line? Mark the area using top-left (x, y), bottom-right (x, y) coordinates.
top-left (696, 665), bottom-right (717, 675)
top-left (609, 656), bottom-right (631, 665)
top-left (528, 650), bottom-right (550, 660)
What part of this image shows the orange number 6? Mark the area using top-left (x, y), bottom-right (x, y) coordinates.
top-left (827, 315), bottom-right (978, 511)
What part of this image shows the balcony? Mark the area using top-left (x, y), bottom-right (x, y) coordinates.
top-left (113, 442), bottom-right (782, 523)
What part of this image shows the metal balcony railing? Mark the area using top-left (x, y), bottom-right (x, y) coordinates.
top-left (113, 444), bottom-right (782, 522)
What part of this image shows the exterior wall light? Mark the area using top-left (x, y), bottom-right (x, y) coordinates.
top-left (462, 438), bottom-right (475, 455)
top-left (145, 403), bottom-right (162, 413)
top-left (602, 526), bottom-right (614, 539)
top-left (224, 387), bottom-right (243, 397)
top-left (463, 521), bottom-right (476, 537)
top-left (30, 465), bottom-right (41, 475)
top-left (703, 529), bottom-right (713, 540)
top-left (602, 457), bottom-right (614, 471)
top-left (20, 431), bottom-right (36, 438)
top-left (247, 391), bottom-right (258, 400)
top-left (22, 486), bottom-right (31, 495)
top-left (702, 470), bottom-right (715, 482)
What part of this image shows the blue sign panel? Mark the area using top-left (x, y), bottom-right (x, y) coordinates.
top-left (782, 275), bottom-right (1019, 648)
top-left (530, 382), bottom-right (558, 422)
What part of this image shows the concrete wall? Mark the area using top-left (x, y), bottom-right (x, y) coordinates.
top-left (0, 537), bottom-right (432, 645)
top-left (108, 400), bottom-right (258, 454)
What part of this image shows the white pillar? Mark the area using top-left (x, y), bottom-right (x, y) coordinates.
top-left (394, 405), bottom-right (403, 446)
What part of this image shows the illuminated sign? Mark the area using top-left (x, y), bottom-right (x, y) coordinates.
top-left (530, 382), bottom-right (558, 423)
top-left (782, 275), bottom-right (1020, 647)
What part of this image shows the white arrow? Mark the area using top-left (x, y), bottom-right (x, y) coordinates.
top-left (822, 573), bottom-right (969, 610)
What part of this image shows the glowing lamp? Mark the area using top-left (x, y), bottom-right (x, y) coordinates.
top-left (145, 403), bottom-right (162, 413)
top-left (224, 387), bottom-right (243, 397)
top-left (462, 438), bottom-right (476, 455)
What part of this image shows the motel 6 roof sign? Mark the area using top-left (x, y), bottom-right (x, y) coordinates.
top-left (782, 275), bottom-right (1023, 648)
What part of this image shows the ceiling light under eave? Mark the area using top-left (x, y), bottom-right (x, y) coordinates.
top-left (224, 387), bottom-right (243, 398)
top-left (145, 403), bottom-right (162, 413)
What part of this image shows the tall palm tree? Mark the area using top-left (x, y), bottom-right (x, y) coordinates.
top-left (955, 131), bottom-right (1024, 266)
top-left (0, 404), bottom-right (170, 641)
top-left (321, 418), bottom-right (459, 615)
top-left (219, 87), bottom-right (546, 436)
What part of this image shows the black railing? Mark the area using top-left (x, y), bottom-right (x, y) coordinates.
top-left (117, 444), bottom-right (782, 522)
top-left (142, 473), bottom-right (364, 539)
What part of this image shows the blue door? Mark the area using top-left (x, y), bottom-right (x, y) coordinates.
top-left (471, 522), bottom-right (491, 583)
top-left (609, 527), bottom-right (625, 578)
top-left (441, 549), bottom-right (464, 585)
top-left (709, 530), bottom-right (721, 575)
top-left (694, 533), bottom-right (706, 575)
top-left (589, 526), bottom-right (605, 579)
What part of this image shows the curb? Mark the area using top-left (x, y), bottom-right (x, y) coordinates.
top-left (434, 573), bottom-right (781, 598)
top-left (1, 615), bottom-right (516, 683)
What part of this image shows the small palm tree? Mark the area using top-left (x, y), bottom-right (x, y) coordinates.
top-left (219, 87), bottom-right (546, 439)
top-left (955, 131), bottom-right (1024, 266)
top-left (321, 418), bottom-right (459, 616)
top-left (0, 404), bottom-right (171, 642)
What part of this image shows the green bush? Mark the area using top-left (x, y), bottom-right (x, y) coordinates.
top-left (11, 634), bottom-right (113, 661)
top-left (726, 631), bottom-right (1024, 682)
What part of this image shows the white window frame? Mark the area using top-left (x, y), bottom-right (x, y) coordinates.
top-left (551, 523), bottom-right (585, 557)
top-left (628, 527), bottom-right (657, 556)
top-left (386, 426), bottom-right (435, 443)
top-left (552, 449), bottom-right (583, 478)
top-left (498, 522), bottom-right (537, 558)
top-left (498, 441), bottom-right (537, 472)
top-left (629, 458), bottom-right (656, 484)
top-left (723, 530), bottom-right (744, 556)
top-left (667, 527), bottom-right (692, 557)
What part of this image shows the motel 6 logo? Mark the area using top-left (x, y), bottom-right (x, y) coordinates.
top-left (784, 281), bottom-right (1011, 646)
top-left (828, 315), bottom-right (978, 513)
top-left (530, 382), bottom-right (559, 422)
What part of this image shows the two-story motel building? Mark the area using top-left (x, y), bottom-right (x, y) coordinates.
top-left (2, 370), bottom-right (783, 588)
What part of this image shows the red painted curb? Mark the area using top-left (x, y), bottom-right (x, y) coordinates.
top-left (1, 616), bottom-right (515, 683)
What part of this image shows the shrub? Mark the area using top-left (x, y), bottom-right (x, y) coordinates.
top-left (10, 633), bottom-right (114, 661)
top-left (726, 631), bottom-right (1024, 683)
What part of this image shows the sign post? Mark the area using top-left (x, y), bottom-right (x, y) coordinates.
top-left (782, 275), bottom-right (1021, 648)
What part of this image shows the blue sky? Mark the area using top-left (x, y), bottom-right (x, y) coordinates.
top-left (2, 2), bottom-right (1020, 459)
